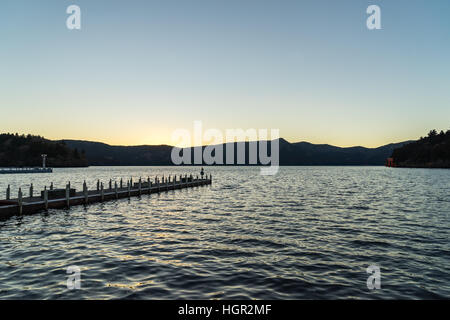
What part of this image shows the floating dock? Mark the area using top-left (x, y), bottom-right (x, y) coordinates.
top-left (0, 155), bottom-right (53, 174)
top-left (0, 167), bottom-right (53, 174)
top-left (0, 174), bottom-right (212, 220)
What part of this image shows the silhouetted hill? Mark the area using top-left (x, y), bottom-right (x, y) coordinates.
top-left (0, 134), bottom-right (88, 167)
top-left (280, 140), bottom-right (411, 165)
top-left (63, 138), bottom-right (411, 166)
top-left (392, 129), bottom-right (450, 168)
top-left (61, 140), bottom-right (172, 166)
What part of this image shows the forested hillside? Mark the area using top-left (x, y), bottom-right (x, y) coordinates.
top-left (0, 133), bottom-right (88, 167)
top-left (392, 129), bottom-right (450, 168)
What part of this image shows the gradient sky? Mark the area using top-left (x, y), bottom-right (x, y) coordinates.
top-left (1, 0), bottom-right (449, 147)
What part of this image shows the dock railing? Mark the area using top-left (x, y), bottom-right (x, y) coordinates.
top-left (0, 174), bottom-right (212, 219)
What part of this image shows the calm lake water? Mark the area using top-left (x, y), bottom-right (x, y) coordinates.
top-left (0, 166), bottom-right (449, 299)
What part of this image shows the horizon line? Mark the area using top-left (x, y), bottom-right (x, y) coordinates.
top-left (55, 137), bottom-right (413, 150)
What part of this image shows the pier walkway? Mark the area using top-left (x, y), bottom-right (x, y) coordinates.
top-left (0, 174), bottom-right (212, 219)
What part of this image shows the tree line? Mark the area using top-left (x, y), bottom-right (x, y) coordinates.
top-left (392, 128), bottom-right (450, 168)
top-left (0, 133), bottom-right (88, 167)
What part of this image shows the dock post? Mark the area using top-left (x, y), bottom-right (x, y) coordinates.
top-left (50, 182), bottom-right (53, 191)
top-left (65, 184), bottom-right (70, 208)
top-left (109, 179), bottom-right (112, 190)
top-left (120, 178), bottom-right (123, 189)
top-left (130, 177), bottom-right (133, 187)
top-left (115, 181), bottom-right (118, 199)
top-left (83, 181), bottom-right (88, 204)
top-left (173, 176), bottom-right (176, 189)
top-left (157, 179), bottom-right (160, 193)
top-left (44, 186), bottom-right (48, 210)
top-left (97, 180), bottom-right (100, 191)
top-left (210, 174), bottom-right (212, 184)
top-left (101, 183), bottom-right (104, 202)
top-left (18, 188), bottom-right (23, 215)
top-left (29, 183), bottom-right (33, 198)
top-left (138, 178), bottom-right (142, 196)
top-left (148, 177), bottom-right (151, 194)
top-left (6, 185), bottom-right (10, 200)
top-left (127, 180), bottom-right (130, 198)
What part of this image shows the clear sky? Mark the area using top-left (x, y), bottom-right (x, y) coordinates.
top-left (1, 0), bottom-right (449, 147)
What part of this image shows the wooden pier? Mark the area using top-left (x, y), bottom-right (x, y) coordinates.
top-left (0, 174), bottom-right (212, 220)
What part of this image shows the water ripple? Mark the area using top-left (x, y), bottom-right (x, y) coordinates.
top-left (0, 166), bottom-right (449, 299)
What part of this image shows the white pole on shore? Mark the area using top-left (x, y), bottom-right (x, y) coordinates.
top-left (41, 154), bottom-right (47, 168)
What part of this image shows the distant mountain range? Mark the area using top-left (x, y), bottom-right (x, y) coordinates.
top-left (62, 138), bottom-right (412, 166)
